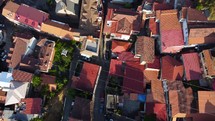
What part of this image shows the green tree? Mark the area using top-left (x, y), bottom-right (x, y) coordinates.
top-left (124, 3), bottom-right (132, 8)
top-left (32, 76), bottom-right (41, 87)
top-left (48, 92), bottom-right (56, 99)
top-left (67, 89), bottom-right (76, 98)
top-left (41, 85), bottom-right (49, 96)
top-left (30, 117), bottom-right (43, 121)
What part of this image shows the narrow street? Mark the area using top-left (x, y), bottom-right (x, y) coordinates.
top-left (93, 59), bottom-right (110, 121)
top-left (62, 46), bottom-right (80, 121)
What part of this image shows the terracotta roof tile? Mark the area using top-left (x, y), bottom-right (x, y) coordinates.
top-left (181, 7), bottom-right (207, 22)
top-left (152, 2), bottom-right (173, 11)
top-left (12, 70), bottom-right (33, 82)
top-left (181, 7), bottom-right (188, 19)
top-left (144, 68), bottom-right (159, 82)
top-left (20, 56), bottom-right (40, 73)
top-left (38, 40), bottom-right (55, 72)
top-left (103, 7), bottom-right (141, 35)
top-left (189, 28), bottom-right (215, 45)
top-left (168, 81), bottom-right (194, 116)
top-left (72, 62), bottom-right (100, 92)
top-left (123, 62), bottom-right (145, 93)
top-left (70, 97), bottom-right (91, 120)
top-left (151, 80), bottom-right (165, 103)
top-left (21, 98), bottom-right (42, 114)
top-left (41, 20), bottom-right (80, 40)
top-left (160, 10), bottom-right (184, 53)
top-left (7, 37), bottom-right (28, 69)
top-left (136, 36), bottom-right (155, 63)
top-left (161, 30), bottom-right (184, 53)
top-left (2, 1), bottom-right (20, 20)
top-left (147, 56), bottom-right (160, 69)
top-left (190, 113), bottom-right (215, 121)
top-left (169, 90), bottom-right (180, 116)
top-left (118, 52), bottom-right (139, 62)
top-left (15, 4), bottom-right (49, 29)
top-left (41, 74), bottom-right (56, 84)
top-left (109, 59), bottom-right (124, 77)
top-left (149, 18), bottom-right (158, 35)
top-left (162, 45), bottom-right (184, 54)
top-left (198, 91), bottom-right (215, 113)
top-left (160, 10), bottom-right (179, 27)
top-left (146, 103), bottom-right (167, 121)
top-left (182, 53), bottom-right (202, 80)
top-left (202, 49), bottom-right (215, 76)
top-left (111, 40), bottom-right (131, 53)
top-left (156, 10), bottom-right (161, 20)
top-left (162, 56), bottom-right (183, 81)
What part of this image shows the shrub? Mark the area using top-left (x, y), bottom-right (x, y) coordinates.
top-left (32, 76), bottom-right (41, 87)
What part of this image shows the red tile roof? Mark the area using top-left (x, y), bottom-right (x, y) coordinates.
top-left (188, 28), bottom-right (215, 45)
top-left (15, 4), bottom-right (49, 29)
top-left (123, 62), bottom-right (145, 93)
top-left (202, 49), bottom-right (215, 76)
top-left (72, 62), bottom-right (100, 92)
top-left (168, 81), bottom-right (194, 116)
top-left (146, 103), bottom-right (167, 121)
top-left (136, 36), bottom-right (155, 63)
top-left (147, 56), bottom-right (160, 69)
top-left (182, 53), bottom-right (202, 80)
top-left (181, 7), bottom-right (207, 22)
top-left (21, 98), bottom-right (42, 114)
top-left (118, 52), bottom-right (139, 62)
top-left (190, 113), bottom-right (215, 121)
top-left (149, 18), bottom-right (158, 35)
top-left (152, 2), bottom-right (173, 11)
top-left (198, 91), bottom-right (215, 113)
top-left (160, 10), bottom-right (184, 53)
top-left (103, 7), bottom-right (141, 36)
top-left (144, 69), bottom-right (159, 82)
top-left (7, 37), bottom-right (28, 69)
top-left (151, 80), bottom-right (165, 103)
top-left (109, 59), bottom-right (124, 77)
top-left (70, 97), bottom-right (91, 120)
top-left (12, 70), bottom-right (33, 82)
top-left (162, 45), bottom-right (184, 54)
top-left (111, 40), bottom-right (131, 53)
top-left (161, 30), bottom-right (184, 53)
top-left (162, 56), bottom-right (184, 81)
top-left (20, 56), bottom-right (40, 73)
top-left (41, 74), bottom-right (56, 84)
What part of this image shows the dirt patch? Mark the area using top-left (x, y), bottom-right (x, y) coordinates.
top-left (44, 89), bottom-right (65, 121)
